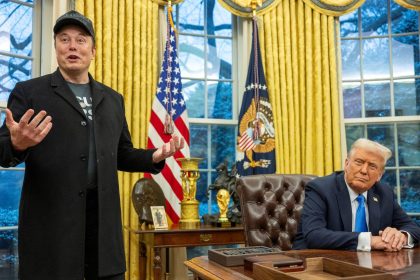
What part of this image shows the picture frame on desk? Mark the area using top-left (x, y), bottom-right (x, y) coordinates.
top-left (150, 206), bottom-right (168, 230)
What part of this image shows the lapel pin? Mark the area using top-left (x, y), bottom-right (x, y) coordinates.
top-left (373, 197), bottom-right (378, 202)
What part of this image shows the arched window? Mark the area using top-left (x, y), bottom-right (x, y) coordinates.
top-left (340, 0), bottom-right (420, 221)
top-left (176, 0), bottom-right (238, 218)
top-left (0, 0), bottom-right (41, 277)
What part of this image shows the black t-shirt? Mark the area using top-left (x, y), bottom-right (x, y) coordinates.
top-left (67, 82), bottom-right (97, 189)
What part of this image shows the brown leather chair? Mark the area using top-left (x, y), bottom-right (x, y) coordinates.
top-left (236, 174), bottom-right (316, 250)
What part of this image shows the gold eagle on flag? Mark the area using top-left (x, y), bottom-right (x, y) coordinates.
top-left (238, 97), bottom-right (275, 154)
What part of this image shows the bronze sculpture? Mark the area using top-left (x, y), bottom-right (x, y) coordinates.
top-left (131, 178), bottom-right (166, 228)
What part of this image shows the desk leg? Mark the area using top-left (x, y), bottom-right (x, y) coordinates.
top-left (139, 243), bottom-right (147, 280)
top-left (153, 247), bottom-right (162, 280)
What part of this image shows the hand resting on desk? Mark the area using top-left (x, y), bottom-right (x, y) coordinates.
top-left (371, 227), bottom-right (407, 252)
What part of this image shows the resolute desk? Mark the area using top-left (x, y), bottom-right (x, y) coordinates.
top-left (185, 247), bottom-right (420, 280)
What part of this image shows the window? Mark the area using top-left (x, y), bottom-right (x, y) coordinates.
top-left (0, 0), bottom-right (38, 277)
top-left (175, 0), bottom-right (238, 218)
top-left (340, 0), bottom-right (420, 220)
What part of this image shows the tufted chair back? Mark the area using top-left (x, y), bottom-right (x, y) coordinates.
top-left (236, 174), bottom-right (316, 250)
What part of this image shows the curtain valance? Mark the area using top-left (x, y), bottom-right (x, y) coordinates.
top-left (217, 0), bottom-right (282, 17)
top-left (394, 0), bottom-right (420, 11)
top-left (301, 0), bottom-right (365, 16)
top-left (218, 0), bottom-right (366, 17)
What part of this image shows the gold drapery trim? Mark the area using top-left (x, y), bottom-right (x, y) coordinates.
top-left (301, 0), bottom-right (365, 16)
top-left (151, 0), bottom-right (185, 5)
top-left (218, 0), bottom-right (282, 17)
top-left (75, 1), bottom-right (159, 279)
top-left (259, 0), bottom-right (342, 175)
top-left (394, 0), bottom-right (420, 11)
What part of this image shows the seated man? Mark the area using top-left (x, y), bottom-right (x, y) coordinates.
top-left (293, 138), bottom-right (420, 251)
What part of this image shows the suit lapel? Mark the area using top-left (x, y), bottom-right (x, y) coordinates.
top-left (51, 70), bottom-right (105, 116)
top-left (335, 172), bottom-right (353, 232)
top-left (368, 186), bottom-right (381, 235)
top-left (51, 70), bottom-right (87, 118)
top-left (89, 74), bottom-right (104, 113)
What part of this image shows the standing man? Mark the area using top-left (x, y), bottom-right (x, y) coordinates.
top-left (0, 10), bottom-right (183, 280)
top-left (293, 138), bottom-right (420, 251)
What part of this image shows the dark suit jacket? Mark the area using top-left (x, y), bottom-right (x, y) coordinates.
top-left (293, 171), bottom-right (420, 250)
top-left (0, 70), bottom-right (164, 279)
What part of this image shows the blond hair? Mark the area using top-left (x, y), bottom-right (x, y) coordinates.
top-left (348, 138), bottom-right (392, 167)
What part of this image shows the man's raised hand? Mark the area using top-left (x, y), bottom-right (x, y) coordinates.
top-left (152, 135), bottom-right (185, 163)
top-left (5, 108), bottom-right (53, 152)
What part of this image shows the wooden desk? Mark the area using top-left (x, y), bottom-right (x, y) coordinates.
top-left (127, 224), bottom-right (245, 280)
top-left (185, 247), bottom-right (420, 280)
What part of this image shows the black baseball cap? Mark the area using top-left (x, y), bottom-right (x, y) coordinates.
top-left (53, 10), bottom-right (95, 43)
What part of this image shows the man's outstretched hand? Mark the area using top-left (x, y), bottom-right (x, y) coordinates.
top-left (5, 108), bottom-right (53, 152)
top-left (152, 135), bottom-right (185, 163)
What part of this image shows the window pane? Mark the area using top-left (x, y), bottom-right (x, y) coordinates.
top-left (340, 10), bottom-right (358, 38)
top-left (211, 125), bottom-right (236, 169)
top-left (0, 2), bottom-right (33, 56)
top-left (183, 79), bottom-right (205, 118)
top-left (341, 40), bottom-right (360, 80)
top-left (400, 170), bottom-right (420, 213)
top-left (0, 110), bottom-right (5, 124)
top-left (345, 125), bottom-right (365, 151)
top-left (362, 38), bottom-right (390, 79)
top-left (207, 38), bottom-right (232, 79)
top-left (179, 35), bottom-right (205, 78)
top-left (361, 0), bottom-right (388, 36)
top-left (367, 124), bottom-right (395, 167)
top-left (391, 2), bottom-right (419, 34)
top-left (398, 123), bottom-right (420, 167)
top-left (177, 0), bottom-right (204, 34)
top-left (364, 81), bottom-right (391, 117)
top-left (394, 79), bottom-right (420, 116)
top-left (190, 124), bottom-right (208, 168)
top-left (343, 82), bottom-right (361, 118)
top-left (208, 0), bottom-right (232, 37)
top-left (0, 171), bottom-right (23, 227)
top-left (208, 81), bottom-right (232, 119)
top-left (197, 171), bottom-right (208, 217)
top-left (381, 169), bottom-right (396, 190)
top-left (392, 35), bottom-right (420, 77)
top-left (0, 228), bottom-right (18, 279)
top-left (0, 55), bottom-right (32, 107)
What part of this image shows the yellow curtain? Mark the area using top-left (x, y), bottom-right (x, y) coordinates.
top-left (259, 0), bottom-right (342, 176)
top-left (75, 1), bottom-right (159, 279)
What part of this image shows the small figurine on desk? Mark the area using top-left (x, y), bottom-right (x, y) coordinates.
top-left (217, 189), bottom-right (230, 223)
top-left (207, 162), bottom-right (241, 226)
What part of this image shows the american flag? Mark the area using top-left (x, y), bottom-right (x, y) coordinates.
top-left (145, 8), bottom-right (190, 224)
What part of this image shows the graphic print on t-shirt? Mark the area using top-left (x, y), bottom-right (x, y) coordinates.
top-left (76, 96), bottom-right (93, 120)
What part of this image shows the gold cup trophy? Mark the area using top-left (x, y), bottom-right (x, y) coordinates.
top-left (177, 158), bottom-right (202, 228)
top-left (216, 189), bottom-right (231, 226)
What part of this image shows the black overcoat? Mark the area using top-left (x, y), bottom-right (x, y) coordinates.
top-left (0, 70), bottom-right (163, 279)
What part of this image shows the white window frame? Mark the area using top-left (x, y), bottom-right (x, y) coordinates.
top-left (338, 2), bottom-right (420, 217)
top-left (176, 1), bottom-right (243, 215)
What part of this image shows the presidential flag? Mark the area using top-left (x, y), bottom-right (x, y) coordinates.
top-left (236, 17), bottom-right (276, 176)
top-left (145, 7), bottom-right (190, 224)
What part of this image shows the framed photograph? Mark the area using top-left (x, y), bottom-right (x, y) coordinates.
top-left (150, 206), bottom-right (168, 230)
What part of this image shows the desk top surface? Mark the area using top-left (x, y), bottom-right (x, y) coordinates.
top-left (126, 224), bottom-right (244, 234)
top-left (185, 247), bottom-right (420, 280)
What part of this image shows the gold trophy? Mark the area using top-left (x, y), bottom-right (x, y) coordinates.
top-left (177, 158), bottom-right (202, 229)
top-left (216, 189), bottom-right (231, 227)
